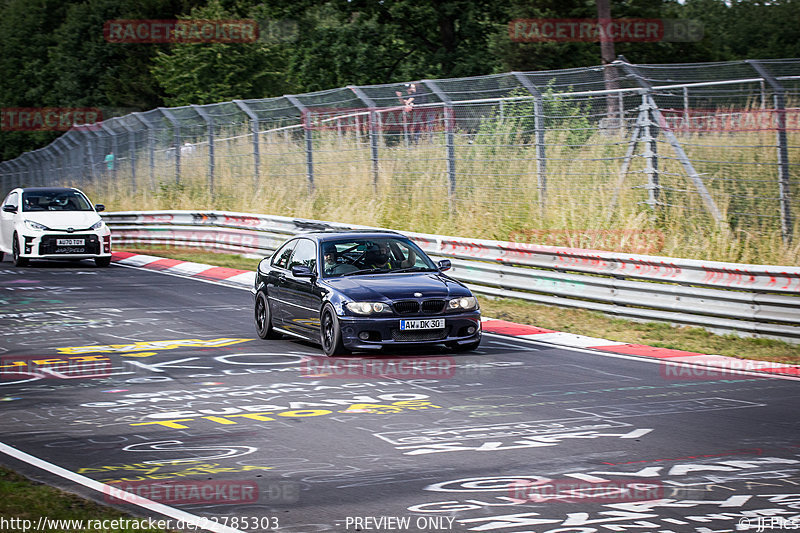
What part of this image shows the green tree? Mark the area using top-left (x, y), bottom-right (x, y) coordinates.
top-left (0, 0), bottom-right (75, 160)
top-left (150, 0), bottom-right (289, 105)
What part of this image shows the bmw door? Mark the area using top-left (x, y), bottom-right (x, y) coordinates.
top-left (280, 238), bottom-right (323, 339)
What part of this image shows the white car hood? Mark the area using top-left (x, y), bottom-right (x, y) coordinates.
top-left (23, 211), bottom-right (101, 230)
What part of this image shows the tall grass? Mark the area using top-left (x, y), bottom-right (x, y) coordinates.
top-left (76, 109), bottom-right (800, 266)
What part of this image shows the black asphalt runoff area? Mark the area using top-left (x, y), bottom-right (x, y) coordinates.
top-left (0, 258), bottom-right (799, 533)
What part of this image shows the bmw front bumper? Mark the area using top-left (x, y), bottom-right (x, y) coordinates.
top-left (337, 311), bottom-right (481, 351)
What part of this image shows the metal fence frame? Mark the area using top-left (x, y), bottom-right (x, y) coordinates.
top-left (2, 56), bottom-right (799, 242)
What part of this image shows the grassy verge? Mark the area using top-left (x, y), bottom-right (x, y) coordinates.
top-left (118, 245), bottom-right (800, 365)
top-left (0, 467), bottom-right (171, 532)
top-left (77, 118), bottom-right (800, 266)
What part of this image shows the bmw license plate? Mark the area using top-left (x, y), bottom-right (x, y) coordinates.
top-left (57, 238), bottom-right (85, 246)
top-left (400, 319), bottom-right (444, 330)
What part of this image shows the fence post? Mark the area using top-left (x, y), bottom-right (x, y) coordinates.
top-left (158, 108), bottom-right (182, 185)
top-left (683, 86), bottom-right (690, 127)
top-left (6, 161), bottom-right (16, 189)
top-left (513, 72), bottom-right (547, 212)
top-left (9, 160), bottom-right (22, 188)
top-left (348, 86), bottom-right (380, 190)
top-left (642, 93), bottom-right (660, 209)
top-left (192, 105), bottom-right (215, 198)
top-left (119, 121), bottom-right (137, 194)
top-left (50, 143), bottom-right (64, 185)
top-left (233, 100), bottom-right (261, 190)
top-left (83, 129), bottom-right (97, 185)
top-left (132, 112), bottom-right (156, 191)
top-left (61, 134), bottom-right (78, 183)
top-left (0, 163), bottom-right (7, 193)
top-left (422, 80), bottom-right (456, 199)
top-left (44, 151), bottom-right (57, 187)
top-left (619, 57), bottom-right (723, 223)
top-left (285, 95), bottom-right (314, 192)
top-left (747, 59), bottom-right (793, 243)
top-left (100, 123), bottom-right (118, 188)
top-left (58, 138), bottom-right (73, 184)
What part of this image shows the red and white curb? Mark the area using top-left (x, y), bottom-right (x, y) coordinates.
top-left (113, 251), bottom-right (255, 286)
top-left (112, 251), bottom-right (800, 379)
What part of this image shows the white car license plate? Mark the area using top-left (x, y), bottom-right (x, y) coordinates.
top-left (400, 319), bottom-right (444, 330)
top-left (57, 238), bottom-right (85, 246)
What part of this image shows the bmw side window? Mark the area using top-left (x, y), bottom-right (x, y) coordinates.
top-left (272, 240), bottom-right (297, 269)
top-left (288, 239), bottom-right (317, 273)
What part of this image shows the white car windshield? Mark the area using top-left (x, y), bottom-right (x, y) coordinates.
top-left (22, 190), bottom-right (93, 212)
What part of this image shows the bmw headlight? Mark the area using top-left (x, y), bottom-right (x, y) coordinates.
top-left (345, 302), bottom-right (392, 315)
top-left (448, 296), bottom-right (478, 311)
top-left (90, 220), bottom-right (104, 230)
top-left (24, 220), bottom-right (50, 231)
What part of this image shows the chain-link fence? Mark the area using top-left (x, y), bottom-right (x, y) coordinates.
top-left (1, 56), bottom-right (799, 250)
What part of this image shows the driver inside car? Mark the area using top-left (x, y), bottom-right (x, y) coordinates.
top-left (323, 245), bottom-right (338, 275)
top-left (365, 243), bottom-right (395, 270)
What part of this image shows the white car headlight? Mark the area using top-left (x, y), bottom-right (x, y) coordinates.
top-left (448, 296), bottom-right (478, 311)
top-left (345, 302), bottom-right (392, 315)
top-left (24, 220), bottom-right (50, 231)
top-left (90, 220), bottom-right (104, 230)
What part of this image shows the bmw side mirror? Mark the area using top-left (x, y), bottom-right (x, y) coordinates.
top-left (258, 258), bottom-right (270, 275)
top-left (438, 259), bottom-right (452, 271)
top-left (95, 204), bottom-right (105, 212)
top-left (2, 205), bottom-right (17, 213)
top-left (291, 265), bottom-right (314, 278)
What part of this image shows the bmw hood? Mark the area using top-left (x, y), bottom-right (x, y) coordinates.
top-left (22, 212), bottom-right (102, 231)
top-left (326, 272), bottom-right (470, 301)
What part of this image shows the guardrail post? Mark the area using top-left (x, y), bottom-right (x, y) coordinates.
top-left (747, 59), bottom-right (793, 243)
top-left (285, 95), bottom-right (315, 192)
top-left (348, 86), bottom-right (380, 190)
top-left (192, 105), bottom-right (215, 198)
top-left (158, 107), bottom-right (182, 184)
top-left (513, 72), bottom-right (547, 212)
top-left (233, 100), bottom-right (261, 190)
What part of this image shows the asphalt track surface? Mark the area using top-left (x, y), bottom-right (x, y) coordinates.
top-left (1, 258), bottom-right (799, 533)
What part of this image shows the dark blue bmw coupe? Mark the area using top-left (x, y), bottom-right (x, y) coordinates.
top-left (252, 230), bottom-right (481, 356)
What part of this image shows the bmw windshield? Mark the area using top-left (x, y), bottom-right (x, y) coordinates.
top-left (321, 237), bottom-right (437, 277)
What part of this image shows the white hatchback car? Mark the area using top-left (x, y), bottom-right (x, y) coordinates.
top-left (0, 187), bottom-right (112, 267)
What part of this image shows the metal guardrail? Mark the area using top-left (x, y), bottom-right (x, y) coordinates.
top-left (104, 210), bottom-right (800, 344)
